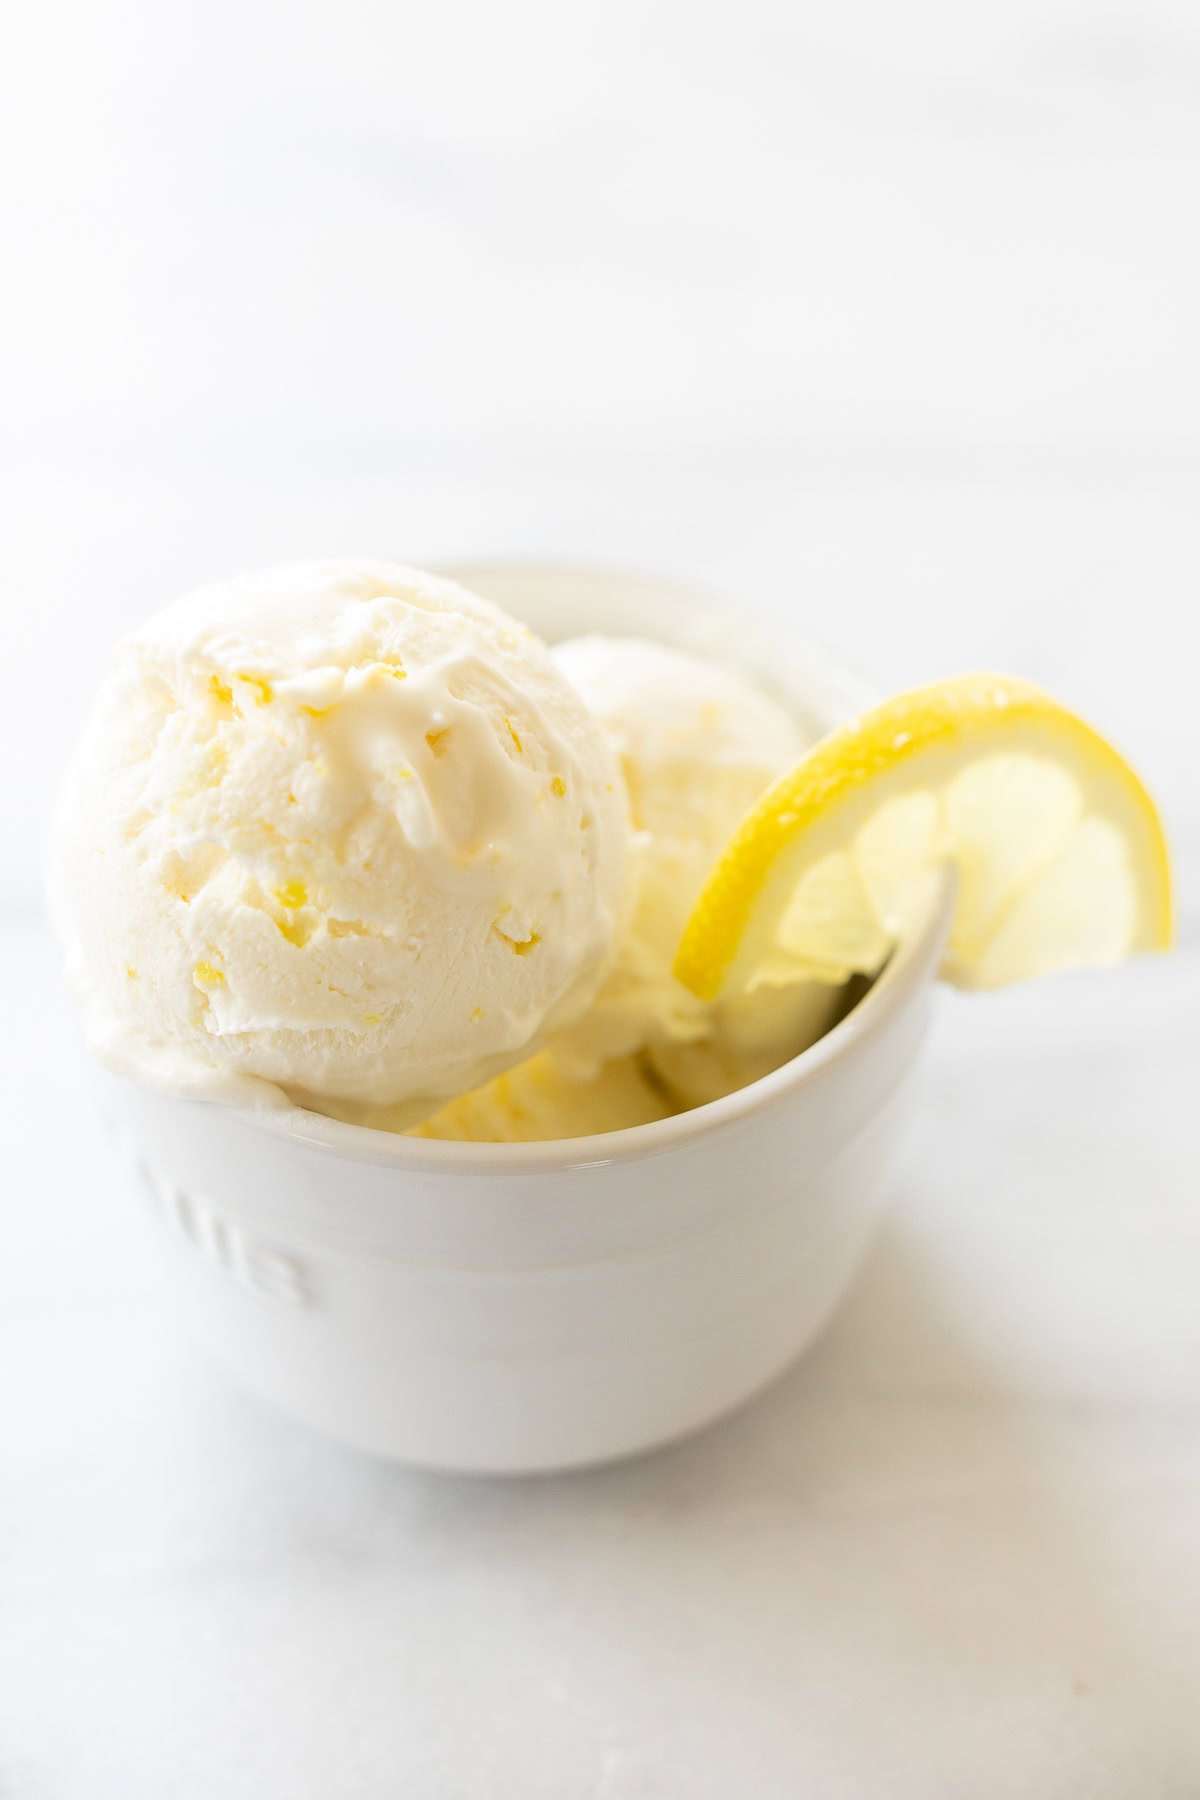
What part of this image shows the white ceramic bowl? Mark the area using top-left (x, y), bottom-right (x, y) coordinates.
top-left (95, 566), bottom-right (953, 1473)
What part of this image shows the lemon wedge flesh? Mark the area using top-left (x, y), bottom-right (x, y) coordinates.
top-left (674, 674), bottom-right (1172, 1002)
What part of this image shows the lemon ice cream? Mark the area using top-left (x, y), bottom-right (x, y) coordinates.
top-left (50, 561), bottom-right (627, 1117)
top-left (52, 562), bottom-right (1171, 1150)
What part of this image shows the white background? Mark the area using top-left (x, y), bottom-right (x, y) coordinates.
top-left (2, 2), bottom-right (1198, 1795)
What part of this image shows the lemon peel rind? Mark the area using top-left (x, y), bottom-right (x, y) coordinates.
top-left (673, 674), bottom-right (1173, 1003)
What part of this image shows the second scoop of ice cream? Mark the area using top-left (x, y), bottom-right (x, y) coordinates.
top-left (547, 634), bottom-right (840, 1106)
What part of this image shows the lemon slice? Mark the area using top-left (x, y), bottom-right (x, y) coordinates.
top-left (674, 675), bottom-right (1172, 1002)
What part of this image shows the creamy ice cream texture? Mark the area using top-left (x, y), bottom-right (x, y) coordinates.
top-left (51, 561), bottom-right (628, 1118)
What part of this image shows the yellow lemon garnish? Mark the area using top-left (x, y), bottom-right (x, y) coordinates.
top-left (675, 674), bottom-right (1172, 1002)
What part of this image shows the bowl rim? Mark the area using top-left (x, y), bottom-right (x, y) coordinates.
top-left (436, 556), bottom-right (881, 726)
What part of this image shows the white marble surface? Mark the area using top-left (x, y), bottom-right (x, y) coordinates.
top-left (3, 0), bottom-right (1200, 1793)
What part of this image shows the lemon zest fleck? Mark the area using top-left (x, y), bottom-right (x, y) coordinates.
top-left (275, 916), bottom-right (312, 948)
top-left (273, 879), bottom-right (308, 910)
top-left (236, 673), bottom-right (274, 706)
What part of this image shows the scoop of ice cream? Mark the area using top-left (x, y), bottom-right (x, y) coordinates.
top-left (50, 561), bottom-right (627, 1115)
top-left (406, 1050), bottom-right (671, 1143)
top-left (549, 634), bottom-right (840, 1102)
